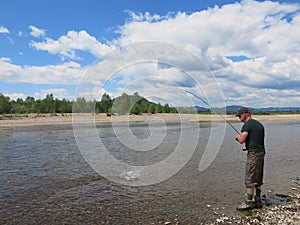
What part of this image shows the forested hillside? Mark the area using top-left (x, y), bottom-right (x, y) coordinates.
top-left (0, 92), bottom-right (177, 115)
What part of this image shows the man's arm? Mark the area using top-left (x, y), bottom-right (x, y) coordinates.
top-left (236, 131), bottom-right (248, 144)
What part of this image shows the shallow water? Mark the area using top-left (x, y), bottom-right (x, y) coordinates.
top-left (0, 120), bottom-right (299, 224)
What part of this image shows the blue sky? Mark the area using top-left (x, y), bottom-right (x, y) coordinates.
top-left (1, 0), bottom-right (300, 107)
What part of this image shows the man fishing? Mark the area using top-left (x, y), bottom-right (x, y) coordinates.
top-left (235, 107), bottom-right (266, 211)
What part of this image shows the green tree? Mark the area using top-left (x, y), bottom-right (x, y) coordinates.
top-left (155, 103), bottom-right (163, 113)
top-left (101, 93), bottom-right (113, 113)
top-left (25, 96), bottom-right (35, 113)
top-left (73, 97), bottom-right (90, 113)
top-left (148, 103), bottom-right (156, 114)
top-left (59, 98), bottom-right (72, 113)
top-left (0, 94), bottom-right (11, 114)
top-left (163, 103), bottom-right (170, 113)
top-left (112, 93), bottom-right (131, 115)
top-left (43, 94), bottom-right (55, 113)
top-left (0, 92), bottom-right (179, 115)
top-left (130, 103), bottom-right (141, 115)
top-left (10, 98), bottom-right (27, 114)
top-left (73, 97), bottom-right (85, 113)
top-left (132, 92), bottom-right (142, 103)
top-left (32, 99), bottom-right (45, 113)
top-left (169, 107), bottom-right (178, 113)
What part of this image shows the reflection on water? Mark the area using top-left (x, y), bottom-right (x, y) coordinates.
top-left (0, 120), bottom-right (299, 224)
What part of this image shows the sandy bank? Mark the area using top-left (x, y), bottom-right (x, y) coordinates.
top-left (0, 113), bottom-right (184, 129)
top-left (1, 113), bottom-right (300, 129)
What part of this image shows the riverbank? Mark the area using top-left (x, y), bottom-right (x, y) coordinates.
top-left (160, 177), bottom-right (300, 224)
top-left (1, 113), bottom-right (300, 129)
top-left (210, 177), bottom-right (300, 225)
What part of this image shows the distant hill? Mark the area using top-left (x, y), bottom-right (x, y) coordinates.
top-left (255, 107), bottom-right (300, 112)
top-left (226, 105), bottom-right (300, 112)
top-left (195, 105), bottom-right (300, 113)
top-left (225, 105), bottom-right (243, 111)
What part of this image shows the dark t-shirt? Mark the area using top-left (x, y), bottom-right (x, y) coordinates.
top-left (241, 119), bottom-right (265, 152)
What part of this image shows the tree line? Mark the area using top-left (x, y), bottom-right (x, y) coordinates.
top-left (0, 92), bottom-right (177, 115)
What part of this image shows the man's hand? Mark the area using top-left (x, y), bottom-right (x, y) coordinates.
top-left (235, 131), bottom-right (248, 144)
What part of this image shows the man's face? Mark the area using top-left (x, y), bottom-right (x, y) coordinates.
top-left (238, 113), bottom-right (247, 122)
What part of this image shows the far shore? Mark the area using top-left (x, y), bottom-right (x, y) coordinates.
top-left (1, 113), bottom-right (300, 129)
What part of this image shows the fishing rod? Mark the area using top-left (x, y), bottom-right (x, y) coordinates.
top-left (185, 90), bottom-right (240, 134)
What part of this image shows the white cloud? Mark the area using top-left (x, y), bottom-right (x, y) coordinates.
top-left (0, 26), bottom-right (9, 33)
top-left (118, 1), bottom-right (299, 63)
top-left (0, 57), bottom-right (84, 84)
top-left (109, 0), bottom-right (300, 107)
top-left (34, 88), bottom-right (71, 100)
top-left (29, 25), bottom-right (46, 37)
top-left (30, 30), bottom-right (114, 60)
top-left (124, 10), bottom-right (174, 23)
top-left (2, 0), bottom-right (300, 107)
top-left (4, 93), bottom-right (27, 100)
top-left (76, 86), bottom-right (104, 101)
top-left (73, 41), bottom-right (226, 107)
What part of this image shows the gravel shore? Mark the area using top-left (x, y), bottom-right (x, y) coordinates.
top-left (209, 177), bottom-right (300, 225)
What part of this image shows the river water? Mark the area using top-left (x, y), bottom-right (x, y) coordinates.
top-left (0, 120), bottom-right (299, 224)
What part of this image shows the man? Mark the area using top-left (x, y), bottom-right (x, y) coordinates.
top-left (235, 107), bottom-right (266, 211)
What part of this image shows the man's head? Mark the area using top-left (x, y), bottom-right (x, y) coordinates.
top-left (236, 107), bottom-right (251, 122)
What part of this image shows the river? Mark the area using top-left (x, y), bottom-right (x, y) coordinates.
top-left (1, 120), bottom-right (299, 224)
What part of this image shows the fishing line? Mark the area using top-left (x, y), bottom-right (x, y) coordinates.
top-left (185, 90), bottom-right (240, 134)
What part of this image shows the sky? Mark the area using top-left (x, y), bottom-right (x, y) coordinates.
top-left (1, 0), bottom-right (300, 108)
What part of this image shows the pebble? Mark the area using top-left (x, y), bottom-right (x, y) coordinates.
top-left (211, 177), bottom-right (300, 225)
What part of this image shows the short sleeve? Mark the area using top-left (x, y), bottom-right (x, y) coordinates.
top-left (241, 122), bottom-right (251, 133)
